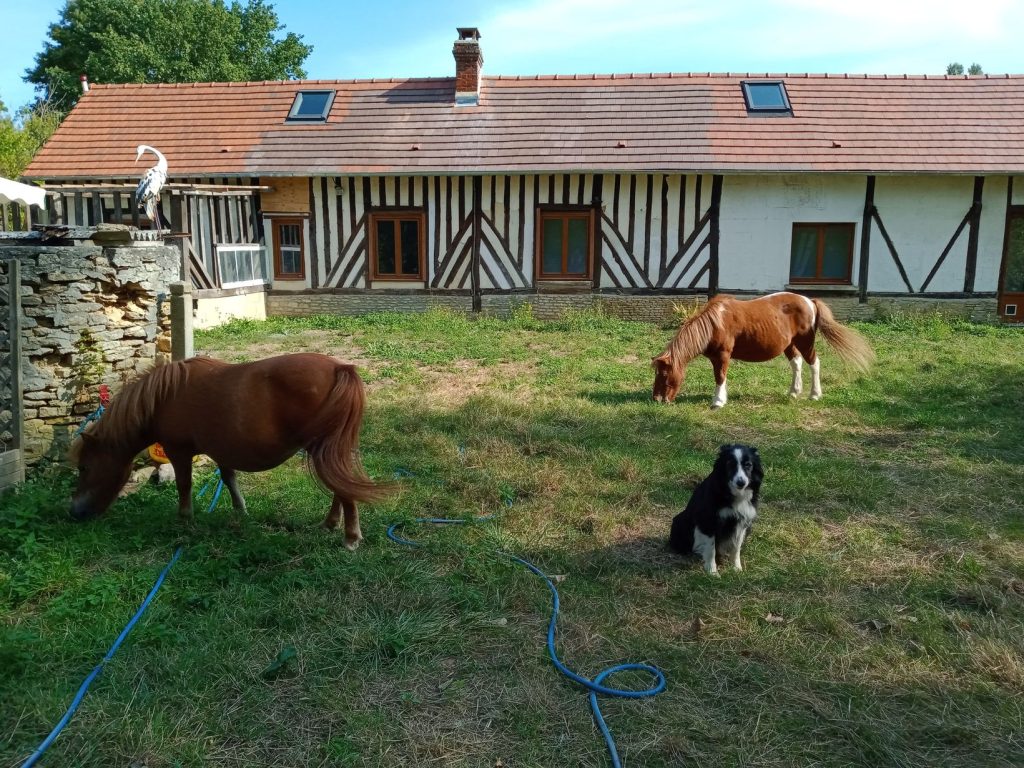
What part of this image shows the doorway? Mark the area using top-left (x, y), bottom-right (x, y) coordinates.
top-left (999, 207), bottom-right (1024, 320)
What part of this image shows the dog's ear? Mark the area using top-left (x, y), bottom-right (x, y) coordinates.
top-left (749, 446), bottom-right (760, 457)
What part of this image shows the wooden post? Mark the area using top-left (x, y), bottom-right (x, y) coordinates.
top-left (169, 281), bottom-right (194, 361)
top-left (963, 176), bottom-right (984, 293)
top-left (471, 175), bottom-right (482, 312)
top-left (859, 176), bottom-right (875, 303)
top-left (708, 175), bottom-right (723, 295)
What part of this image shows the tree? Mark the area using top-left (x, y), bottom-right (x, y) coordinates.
top-left (0, 99), bottom-right (63, 178)
top-left (946, 62), bottom-right (984, 76)
top-left (25, 0), bottom-right (312, 109)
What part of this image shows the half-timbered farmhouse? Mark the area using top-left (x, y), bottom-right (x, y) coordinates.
top-left (22, 28), bottom-right (1024, 323)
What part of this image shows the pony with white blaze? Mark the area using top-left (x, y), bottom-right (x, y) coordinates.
top-left (652, 292), bottom-right (874, 408)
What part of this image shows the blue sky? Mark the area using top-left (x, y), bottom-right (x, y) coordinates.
top-left (3, 0), bottom-right (1022, 114)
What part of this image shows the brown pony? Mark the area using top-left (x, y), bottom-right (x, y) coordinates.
top-left (70, 353), bottom-right (387, 549)
top-left (652, 292), bottom-right (874, 408)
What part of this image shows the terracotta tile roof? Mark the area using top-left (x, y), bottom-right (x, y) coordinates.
top-left (24, 73), bottom-right (1024, 179)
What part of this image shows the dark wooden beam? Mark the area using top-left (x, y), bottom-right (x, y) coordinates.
top-left (963, 176), bottom-right (984, 293)
top-left (870, 207), bottom-right (914, 293)
top-left (920, 208), bottom-right (971, 292)
top-left (471, 175), bottom-right (482, 311)
top-left (708, 175), bottom-right (723, 294)
top-left (858, 176), bottom-right (875, 302)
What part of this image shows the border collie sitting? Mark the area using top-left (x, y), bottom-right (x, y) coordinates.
top-left (669, 445), bottom-right (763, 575)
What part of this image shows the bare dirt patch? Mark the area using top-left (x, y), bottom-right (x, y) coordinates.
top-left (200, 330), bottom-right (370, 367)
top-left (416, 360), bottom-right (536, 406)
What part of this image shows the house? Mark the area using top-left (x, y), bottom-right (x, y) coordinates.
top-left (22, 28), bottom-right (1024, 323)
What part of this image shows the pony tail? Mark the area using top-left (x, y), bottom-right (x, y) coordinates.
top-left (305, 365), bottom-right (391, 503)
top-left (813, 299), bottom-right (875, 372)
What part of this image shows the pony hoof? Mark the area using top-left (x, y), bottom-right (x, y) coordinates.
top-left (710, 403), bottom-right (725, 410)
top-left (810, 394), bottom-right (822, 401)
top-left (344, 537), bottom-right (362, 551)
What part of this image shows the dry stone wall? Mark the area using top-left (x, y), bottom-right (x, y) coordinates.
top-left (0, 243), bottom-right (179, 462)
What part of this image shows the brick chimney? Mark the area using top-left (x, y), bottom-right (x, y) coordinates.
top-left (453, 27), bottom-right (482, 106)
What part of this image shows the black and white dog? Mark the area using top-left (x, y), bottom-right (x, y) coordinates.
top-left (669, 445), bottom-right (763, 575)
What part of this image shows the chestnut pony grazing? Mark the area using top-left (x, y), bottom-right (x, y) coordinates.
top-left (652, 292), bottom-right (874, 408)
top-left (70, 353), bottom-right (387, 549)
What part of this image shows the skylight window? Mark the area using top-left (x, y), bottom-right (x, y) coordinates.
top-left (741, 81), bottom-right (792, 115)
top-left (287, 90), bottom-right (335, 122)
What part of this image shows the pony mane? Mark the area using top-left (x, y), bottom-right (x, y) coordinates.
top-left (660, 298), bottom-right (726, 375)
top-left (71, 357), bottom-right (222, 459)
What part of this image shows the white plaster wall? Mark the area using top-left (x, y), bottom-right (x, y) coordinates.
top-left (976, 176), bottom-right (1008, 293)
top-left (871, 176), bottom-right (979, 293)
top-left (718, 174), bottom-right (865, 292)
top-left (194, 290), bottom-right (268, 330)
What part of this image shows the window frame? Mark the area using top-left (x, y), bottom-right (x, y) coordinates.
top-left (368, 209), bottom-right (427, 282)
top-left (271, 218), bottom-right (306, 281)
top-left (535, 206), bottom-right (596, 281)
top-left (216, 243), bottom-right (268, 289)
top-left (286, 90), bottom-right (336, 123)
top-left (789, 222), bottom-right (855, 285)
top-left (741, 80), bottom-right (793, 115)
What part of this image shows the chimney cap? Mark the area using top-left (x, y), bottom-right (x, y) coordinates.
top-left (456, 27), bottom-right (480, 41)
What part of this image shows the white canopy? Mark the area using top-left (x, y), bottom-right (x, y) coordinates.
top-left (0, 177), bottom-right (46, 208)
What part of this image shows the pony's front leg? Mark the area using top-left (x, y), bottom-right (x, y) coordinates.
top-left (710, 355), bottom-right (730, 409)
top-left (219, 467), bottom-right (247, 515)
top-left (168, 454), bottom-right (194, 521)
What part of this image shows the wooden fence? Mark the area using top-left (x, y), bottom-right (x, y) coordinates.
top-left (0, 258), bottom-right (25, 490)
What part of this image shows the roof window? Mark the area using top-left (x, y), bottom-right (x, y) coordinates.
top-left (287, 90), bottom-right (335, 122)
top-left (741, 81), bottom-right (792, 115)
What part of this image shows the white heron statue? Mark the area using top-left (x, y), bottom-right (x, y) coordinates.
top-left (134, 144), bottom-right (167, 229)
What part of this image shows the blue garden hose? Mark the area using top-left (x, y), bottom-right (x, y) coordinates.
top-left (20, 468), bottom-right (224, 767)
top-left (386, 511), bottom-right (666, 767)
top-left (72, 404), bottom-right (105, 437)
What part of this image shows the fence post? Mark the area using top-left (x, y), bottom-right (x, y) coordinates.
top-left (169, 281), bottom-right (194, 361)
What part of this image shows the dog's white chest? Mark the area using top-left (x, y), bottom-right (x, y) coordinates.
top-left (718, 494), bottom-right (757, 526)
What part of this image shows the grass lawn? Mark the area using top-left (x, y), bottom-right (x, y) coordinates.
top-left (2, 307), bottom-right (1023, 767)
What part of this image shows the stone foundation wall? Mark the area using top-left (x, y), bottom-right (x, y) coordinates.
top-left (820, 295), bottom-right (998, 324)
top-left (267, 290), bottom-right (998, 326)
top-left (0, 244), bottom-right (180, 462)
top-left (267, 292), bottom-right (474, 316)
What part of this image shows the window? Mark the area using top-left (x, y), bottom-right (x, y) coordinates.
top-left (537, 209), bottom-right (594, 280)
top-left (790, 223), bottom-right (854, 284)
top-left (369, 210), bottom-right (426, 281)
top-left (741, 81), bottom-right (792, 114)
top-left (272, 219), bottom-right (305, 280)
top-left (217, 244), bottom-right (268, 288)
top-left (287, 90), bottom-right (335, 122)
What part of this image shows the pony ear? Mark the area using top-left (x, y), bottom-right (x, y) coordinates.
top-left (652, 353), bottom-right (671, 365)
